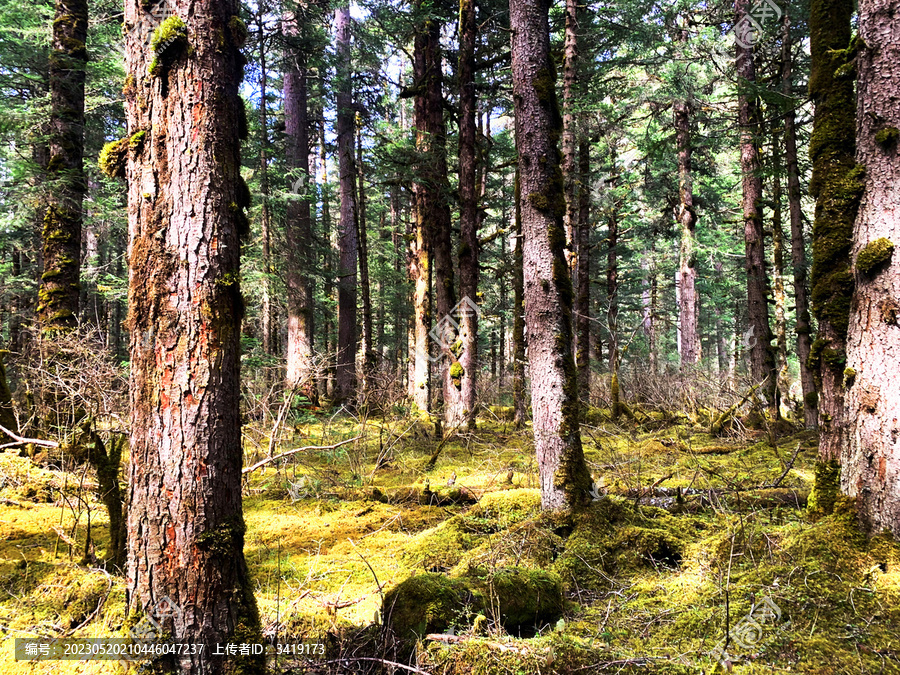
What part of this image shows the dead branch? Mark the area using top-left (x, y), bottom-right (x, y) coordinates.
top-left (242, 436), bottom-right (361, 474)
top-left (0, 423), bottom-right (60, 448)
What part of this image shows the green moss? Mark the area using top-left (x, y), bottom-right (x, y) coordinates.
top-left (467, 567), bottom-right (563, 629)
top-left (856, 237), bottom-right (894, 276)
top-left (197, 515), bottom-right (246, 556)
top-left (228, 16), bottom-right (248, 48)
top-left (875, 126), bottom-right (900, 148)
top-left (151, 15), bottom-right (187, 54)
top-left (383, 573), bottom-right (469, 643)
top-left (129, 130), bottom-right (146, 153)
top-left (805, 390), bottom-right (819, 408)
top-left (99, 138), bottom-right (128, 179)
top-left (449, 361), bottom-right (464, 387)
top-left (843, 367), bottom-right (856, 386)
top-left (808, 459), bottom-right (841, 517)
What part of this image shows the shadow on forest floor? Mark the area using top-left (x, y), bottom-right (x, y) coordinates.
top-left (1, 409), bottom-right (900, 674)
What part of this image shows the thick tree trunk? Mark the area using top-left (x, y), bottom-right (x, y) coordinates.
top-left (575, 138), bottom-right (591, 398)
top-left (283, 26), bottom-right (317, 402)
top-left (334, 3), bottom-right (358, 404)
top-left (512, 168), bottom-right (527, 428)
top-left (509, 0), bottom-right (591, 509)
top-left (736, 0), bottom-right (777, 414)
top-left (123, 0), bottom-right (263, 671)
top-left (843, 0), bottom-right (900, 536)
top-left (783, 8), bottom-right (817, 428)
top-left (457, 0), bottom-right (479, 429)
top-left (39, 0), bottom-right (87, 331)
top-left (808, 0), bottom-right (857, 465)
top-left (674, 98), bottom-right (699, 367)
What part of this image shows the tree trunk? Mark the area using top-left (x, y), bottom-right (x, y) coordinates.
top-left (256, 11), bottom-right (273, 357)
top-left (736, 0), bottom-right (777, 414)
top-left (283, 24), bottom-right (317, 403)
top-left (319, 112), bottom-right (335, 399)
top-left (606, 210), bottom-right (618, 373)
top-left (575, 137), bottom-right (591, 398)
top-left (843, 0), bottom-right (900, 536)
top-left (334, 2), bottom-right (358, 405)
top-left (771, 120), bottom-right (789, 413)
top-left (123, 0), bottom-right (263, 671)
top-left (39, 0), bottom-right (87, 331)
top-left (457, 0), bottom-right (479, 429)
top-left (561, 0), bottom-right (578, 269)
top-left (783, 7), bottom-right (817, 428)
top-left (674, 98), bottom-right (699, 367)
top-left (509, 0), bottom-right (591, 509)
top-left (357, 131), bottom-right (376, 399)
top-left (808, 0), bottom-right (857, 468)
top-left (512, 168), bottom-right (526, 428)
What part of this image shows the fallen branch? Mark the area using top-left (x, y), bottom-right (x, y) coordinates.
top-left (0, 423), bottom-right (59, 448)
top-left (242, 436), bottom-right (361, 474)
top-left (769, 442), bottom-right (803, 488)
top-left (317, 657), bottom-right (432, 675)
top-left (709, 384), bottom-right (760, 436)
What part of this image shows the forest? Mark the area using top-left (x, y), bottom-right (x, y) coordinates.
top-left (1, 0), bottom-right (900, 672)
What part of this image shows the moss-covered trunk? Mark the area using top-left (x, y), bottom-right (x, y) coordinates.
top-left (509, 0), bottom-right (591, 509)
top-left (0, 352), bottom-right (17, 436)
top-left (808, 0), bottom-right (859, 467)
top-left (843, 0), bottom-right (900, 536)
top-left (38, 0), bottom-right (87, 331)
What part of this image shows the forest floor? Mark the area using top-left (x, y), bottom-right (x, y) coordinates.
top-left (1, 408), bottom-right (900, 674)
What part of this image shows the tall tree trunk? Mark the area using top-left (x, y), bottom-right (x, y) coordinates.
top-left (561, 0), bottom-right (578, 269)
top-left (39, 0), bottom-right (87, 330)
top-left (606, 210), bottom-right (618, 373)
top-left (674, 98), bottom-right (699, 367)
top-left (319, 112), bottom-right (335, 399)
top-left (334, 3), bottom-right (358, 404)
top-left (283, 23), bottom-right (317, 403)
top-left (843, 0), bottom-right (900, 535)
top-left (457, 0), bottom-right (479, 429)
top-left (771, 120), bottom-right (789, 412)
top-left (416, 15), bottom-right (462, 430)
top-left (736, 0), bottom-right (777, 414)
top-left (256, 11), bottom-right (273, 356)
top-left (575, 138), bottom-right (591, 398)
top-left (357, 131), bottom-right (376, 399)
top-left (783, 8), bottom-right (817, 427)
top-left (123, 1), bottom-right (263, 672)
top-left (509, 0), bottom-right (591, 509)
top-left (512, 168), bottom-right (526, 428)
top-left (808, 0), bottom-right (857, 474)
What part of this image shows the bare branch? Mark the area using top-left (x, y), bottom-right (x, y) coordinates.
top-left (241, 436), bottom-right (361, 475)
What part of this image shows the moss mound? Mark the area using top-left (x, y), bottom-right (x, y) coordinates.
top-left (383, 573), bottom-right (471, 642)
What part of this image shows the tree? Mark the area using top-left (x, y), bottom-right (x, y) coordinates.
top-left (736, 0), bottom-right (777, 413)
top-left (674, 95), bottom-right (699, 367)
top-left (843, 0), bottom-right (900, 535)
top-left (283, 11), bottom-right (317, 401)
top-left (121, 2), bottom-right (263, 672)
top-left (334, 1), bottom-right (359, 404)
top-left (808, 0), bottom-right (857, 486)
top-left (509, 0), bottom-right (591, 509)
top-left (38, 0), bottom-right (88, 330)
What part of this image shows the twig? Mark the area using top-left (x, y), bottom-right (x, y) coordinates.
top-left (769, 443), bottom-right (802, 488)
top-left (242, 436), bottom-right (361, 474)
top-left (317, 657), bottom-right (432, 674)
top-left (0, 424), bottom-right (59, 448)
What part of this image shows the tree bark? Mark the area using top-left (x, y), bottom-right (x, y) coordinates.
top-left (123, 0), bottom-right (263, 670)
top-left (782, 7), bottom-right (817, 427)
top-left (843, 0), bottom-right (900, 536)
top-left (509, 0), bottom-right (591, 509)
top-left (334, 2), bottom-right (358, 405)
top-left (318, 111), bottom-right (335, 399)
top-left (512, 168), bottom-right (526, 428)
top-left (674, 98), bottom-right (699, 367)
top-left (39, 0), bottom-right (87, 331)
top-left (561, 0), bottom-right (578, 270)
top-left (771, 120), bottom-right (789, 412)
top-left (256, 11), bottom-right (273, 357)
top-left (808, 0), bottom-right (857, 464)
top-left (283, 21), bottom-right (317, 403)
top-left (736, 0), bottom-right (777, 414)
top-left (357, 131), bottom-right (376, 399)
top-left (457, 0), bottom-right (480, 429)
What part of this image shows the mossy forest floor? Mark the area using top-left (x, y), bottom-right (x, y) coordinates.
top-left (1, 409), bottom-right (900, 674)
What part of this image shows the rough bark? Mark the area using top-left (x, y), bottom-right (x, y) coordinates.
top-left (674, 98), bottom-right (699, 367)
top-left (771, 121), bottom-right (789, 412)
top-left (736, 0), bottom-right (777, 413)
top-left (457, 0), bottom-right (479, 429)
top-left (782, 7), bottom-right (817, 427)
top-left (808, 0), bottom-right (858, 462)
top-left (575, 138), bottom-right (591, 398)
top-left (334, 3), bottom-right (358, 404)
top-left (509, 0), bottom-right (591, 509)
top-left (561, 0), bottom-right (578, 269)
top-left (318, 112), bottom-right (335, 399)
top-left (256, 11), bottom-right (273, 356)
top-left (606, 204), bottom-right (619, 372)
top-left (283, 24), bottom-right (317, 402)
top-left (123, 0), bottom-right (263, 671)
top-left (39, 0), bottom-right (88, 331)
top-left (357, 132), bottom-right (376, 399)
top-left (843, 0), bottom-right (900, 536)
